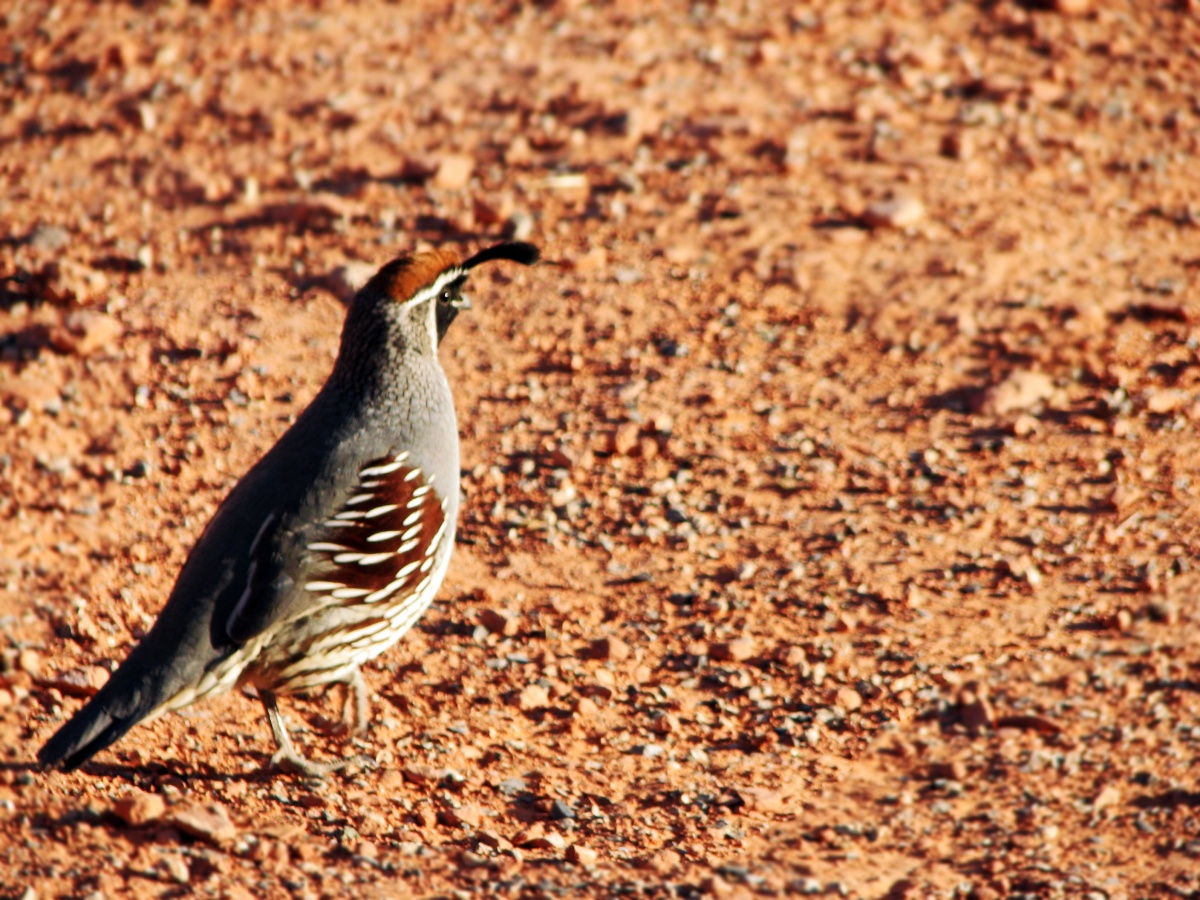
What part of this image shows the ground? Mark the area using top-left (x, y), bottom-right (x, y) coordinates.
top-left (2, 1), bottom-right (1200, 898)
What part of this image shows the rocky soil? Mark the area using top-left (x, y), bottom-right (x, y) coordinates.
top-left (2, 1), bottom-right (1200, 897)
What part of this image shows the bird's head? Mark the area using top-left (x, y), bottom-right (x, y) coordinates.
top-left (362, 241), bottom-right (540, 347)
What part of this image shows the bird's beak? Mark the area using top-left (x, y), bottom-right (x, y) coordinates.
top-left (457, 295), bottom-right (473, 311)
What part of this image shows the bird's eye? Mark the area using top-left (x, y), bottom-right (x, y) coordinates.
top-left (439, 290), bottom-right (453, 305)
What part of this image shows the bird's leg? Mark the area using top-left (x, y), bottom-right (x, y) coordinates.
top-left (260, 689), bottom-right (369, 777)
top-left (334, 667), bottom-right (370, 737)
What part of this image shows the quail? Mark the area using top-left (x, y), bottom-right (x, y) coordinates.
top-left (38, 241), bottom-right (540, 775)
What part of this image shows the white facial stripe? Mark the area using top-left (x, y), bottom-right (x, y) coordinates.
top-left (402, 266), bottom-right (468, 309)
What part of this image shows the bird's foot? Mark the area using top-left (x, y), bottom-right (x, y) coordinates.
top-left (260, 686), bottom-right (374, 778)
top-left (269, 745), bottom-right (376, 778)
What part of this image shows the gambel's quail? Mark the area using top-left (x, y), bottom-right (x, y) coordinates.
top-left (38, 241), bottom-right (540, 775)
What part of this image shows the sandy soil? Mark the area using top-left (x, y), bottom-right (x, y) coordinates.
top-left (3, 1), bottom-right (1200, 897)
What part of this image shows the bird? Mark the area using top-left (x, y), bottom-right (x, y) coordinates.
top-left (38, 240), bottom-right (540, 776)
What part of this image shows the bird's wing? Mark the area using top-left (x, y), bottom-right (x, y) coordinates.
top-left (223, 449), bottom-right (450, 644)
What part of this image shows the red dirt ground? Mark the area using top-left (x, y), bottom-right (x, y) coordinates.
top-left (3, 1), bottom-right (1200, 897)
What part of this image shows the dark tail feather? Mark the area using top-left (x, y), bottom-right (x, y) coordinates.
top-left (37, 661), bottom-right (164, 771)
top-left (38, 705), bottom-right (140, 771)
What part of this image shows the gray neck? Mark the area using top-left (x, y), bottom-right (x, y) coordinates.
top-left (329, 293), bottom-right (437, 401)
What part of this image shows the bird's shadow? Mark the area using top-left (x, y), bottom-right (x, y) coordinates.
top-left (2, 757), bottom-right (297, 785)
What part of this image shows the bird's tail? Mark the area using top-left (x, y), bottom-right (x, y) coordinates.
top-left (37, 643), bottom-right (183, 771)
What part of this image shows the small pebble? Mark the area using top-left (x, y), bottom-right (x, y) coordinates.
top-left (590, 635), bottom-right (630, 662)
top-left (549, 799), bottom-right (576, 820)
top-left (497, 777), bottom-right (528, 796)
top-left (610, 423), bottom-right (641, 456)
top-left (863, 196), bottom-right (925, 229)
top-left (16, 650), bottom-right (40, 677)
top-left (433, 154), bottom-right (474, 190)
top-left (567, 843), bottom-right (598, 866)
top-left (976, 370), bottom-right (1055, 416)
top-left (516, 683), bottom-right (550, 711)
top-left (709, 638), bottom-right (755, 662)
top-left (478, 608), bottom-right (518, 637)
top-left (159, 854), bottom-right (189, 884)
top-left (27, 224), bottom-right (71, 252)
top-left (44, 666), bottom-right (110, 697)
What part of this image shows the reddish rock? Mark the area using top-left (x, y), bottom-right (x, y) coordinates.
top-left (516, 683), bottom-right (550, 711)
top-left (433, 154), bottom-right (474, 190)
top-left (709, 637), bottom-right (755, 662)
top-left (589, 635), bottom-right (631, 662)
top-left (112, 790), bottom-right (166, 827)
top-left (478, 607), bottom-right (519, 636)
top-left (567, 843), bottom-right (598, 866)
top-left (167, 802), bottom-right (237, 844)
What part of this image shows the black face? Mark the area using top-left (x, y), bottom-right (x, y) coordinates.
top-left (434, 277), bottom-right (469, 344)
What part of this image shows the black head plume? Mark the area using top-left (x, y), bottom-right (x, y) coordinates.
top-left (434, 242), bottom-right (539, 343)
top-left (462, 242), bottom-right (540, 270)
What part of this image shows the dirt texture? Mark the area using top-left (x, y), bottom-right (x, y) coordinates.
top-left (3, 1), bottom-right (1200, 898)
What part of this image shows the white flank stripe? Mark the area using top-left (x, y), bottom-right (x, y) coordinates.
top-left (367, 530), bottom-right (402, 543)
top-left (347, 620), bottom-right (390, 640)
top-left (395, 538), bottom-right (421, 555)
top-left (345, 493), bottom-right (375, 506)
top-left (365, 504), bottom-right (400, 518)
top-left (403, 467), bottom-right (423, 482)
top-left (365, 578), bottom-right (406, 603)
top-left (332, 587), bottom-right (371, 599)
top-left (402, 510), bottom-right (423, 527)
top-left (395, 559), bottom-right (421, 579)
top-left (360, 465), bottom-right (403, 480)
top-left (334, 552), bottom-right (364, 564)
top-left (307, 542), bottom-right (349, 552)
top-left (384, 597), bottom-right (418, 620)
top-left (357, 552), bottom-right (394, 566)
top-left (304, 580), bottom-right (344, 592)
top-left (426, 520), bottom-right (448, 555)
